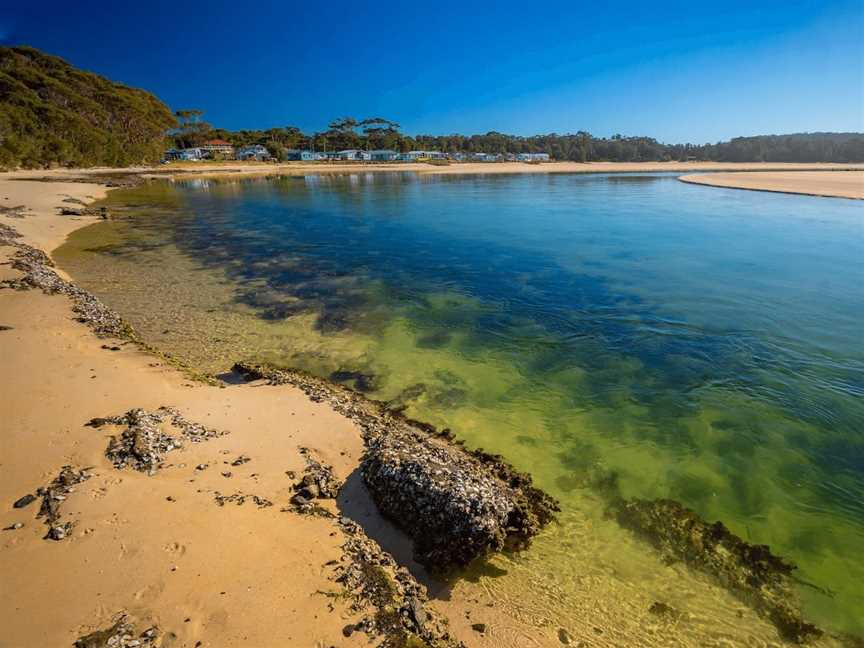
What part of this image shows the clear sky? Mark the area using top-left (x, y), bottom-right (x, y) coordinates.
top-left (2, 0), bottom-right (862, 143)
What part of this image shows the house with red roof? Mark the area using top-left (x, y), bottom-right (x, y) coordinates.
top-left (199, 139), bottom-right (235, 159)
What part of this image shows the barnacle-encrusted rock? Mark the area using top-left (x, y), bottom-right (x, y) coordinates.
top-left (36, 465), bottom-right (92, 541)
top-left (0, 230), bottom-right (131, 338)
top-left (0, 222), bottom-right (23, 243)
top-left (74, 613), bottom-right (159, 648)
top-left (363, 429), bottom-right (555, 569)
top-left (232, 361), bottom-right (559, 571)
top-left (611, 498), bottom-right (821, 643)
top-left (289, 447), bottom-right (343, 514)
top-left (87, 406), bottom-right (227, 473)
top-left (335, 517), bottom-right (463, 647)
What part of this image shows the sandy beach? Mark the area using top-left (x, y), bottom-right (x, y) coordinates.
top-left (0, 167), bottom-right (852, 647)
top-left (679, 170), bottom-right (864, 199)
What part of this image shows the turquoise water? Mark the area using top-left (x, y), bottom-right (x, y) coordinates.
top-left (56, 172), bottom-right (864, 638)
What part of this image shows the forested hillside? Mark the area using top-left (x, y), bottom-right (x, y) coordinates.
top-left (0, 46), bottom-right (176, 169)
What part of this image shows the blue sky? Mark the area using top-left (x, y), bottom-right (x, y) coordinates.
top-left (2, 0), bottom-right (862, 142)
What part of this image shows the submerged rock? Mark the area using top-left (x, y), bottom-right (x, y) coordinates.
top-left (330, 369), bottom-right (378, 393)
top-left (611, 498), bottom-right (821, 643)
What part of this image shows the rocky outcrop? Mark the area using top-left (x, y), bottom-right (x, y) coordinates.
top-left (232, 361), bottom-right (559, 571)
top-left (363, 429), bottom-right (556, 569)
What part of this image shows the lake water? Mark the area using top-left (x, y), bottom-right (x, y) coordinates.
top-left (56, 172), bottom-right (864, 642)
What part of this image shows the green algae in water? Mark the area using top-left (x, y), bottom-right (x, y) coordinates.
top-left (55, 173), bottom-right (864, 640)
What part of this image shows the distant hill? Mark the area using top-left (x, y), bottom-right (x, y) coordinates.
top-left (0, 46), bottom-right (176, 169)
top-left (698, 132), bottom-right (864, 163)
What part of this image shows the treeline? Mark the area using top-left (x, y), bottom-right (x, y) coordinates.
top-left (178, 115), bottom-right (864, 163)
top-left (0, 46), bottom-right (176, 169)
top-left (1, 45), bottom-right (861, 169)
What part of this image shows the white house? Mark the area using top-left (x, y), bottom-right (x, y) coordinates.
top-left (401, 150), bottom-right (446, 161)
top-left (517, 153), bottom-right (550, 162)
top-left (338, 150), bottom-right (372, 161)
top-left (472, 152), bottom-right (501, 162)
top-left (236, 144), bottom-right (270, 161)
top-left (285, 149), bottom-right (316, 161)
top-left (369, 150), bottom-right (398, 161)
top-left (164, 148), bottom-right (204, 161)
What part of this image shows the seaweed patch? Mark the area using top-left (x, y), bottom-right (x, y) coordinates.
top-left (610, 497), bottom-right (821, 643)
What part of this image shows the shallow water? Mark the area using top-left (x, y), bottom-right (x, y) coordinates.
top-left (55, 172), bottom-right (864, 640)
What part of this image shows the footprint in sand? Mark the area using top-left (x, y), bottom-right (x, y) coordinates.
top-left (163, 541), bottom-right (186, 556)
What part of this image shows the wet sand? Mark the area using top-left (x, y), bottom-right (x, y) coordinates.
top-left (679, 170), bottom-right (864, 199)
top-left (0, 169), bottom-right (849, 647)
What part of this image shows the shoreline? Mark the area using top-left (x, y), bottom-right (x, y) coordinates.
top-left (678, 171), bottom-right (864, 200)
top-left (0, 169), bottom-right (846, 646)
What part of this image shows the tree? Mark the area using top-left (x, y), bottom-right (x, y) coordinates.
top-left (172, 109), bottom-right (211, 148)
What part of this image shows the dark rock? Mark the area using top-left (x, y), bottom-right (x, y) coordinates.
top-left (94, 407), bottom-right (226, 473)
top-left (35, 465), bottom-right (91, 541)
top-left (13, 493), bottom-right (36, 509)
top-left (471, 623), bottom-right (487, 634)
top-left (290, 493), bottom-right (310, 507)
top-left (0, 325), bottom-right (12, 331)
top-left (557, 628), bottom-right (572, 644)
top-left (330, 369), bottom-right (378, 393)
top-left (74, 613), bottom-right (159, 647)
top-left (648, 601), bottom-right (679, 618)
top-left (342, 624), bottom-right (355, 637)
top-left (287, 448), bottom-right (342, 515)
top-left (362, 430), bottom-right (557, 570)
top-left (298, 485), bottom-right (319, 500)
top-left (231, 454), bottom-right (251, 466)
top-left (407, 597), bottom-right (427, 632)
